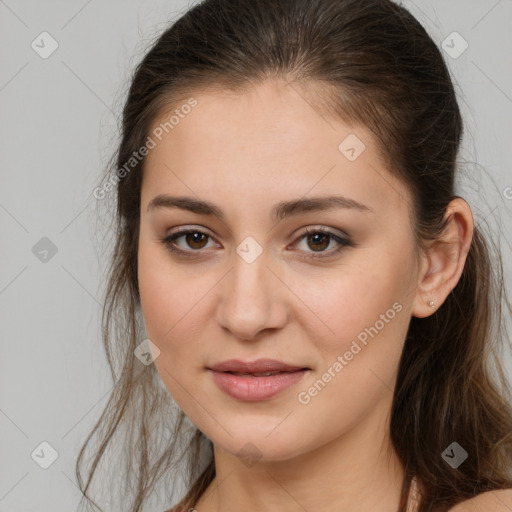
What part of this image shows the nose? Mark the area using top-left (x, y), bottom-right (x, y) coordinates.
top-left (215, 250), bottom-right (288, 341)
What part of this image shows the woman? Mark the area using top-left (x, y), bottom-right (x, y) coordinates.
top-left (77, 0), bottom-right (512, 511)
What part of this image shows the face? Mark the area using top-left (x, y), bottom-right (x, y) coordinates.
top-left (137, 79), bottom-right (420, 462)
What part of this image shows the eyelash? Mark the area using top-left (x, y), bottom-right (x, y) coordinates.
top-left (160, 226), bottom-right (352, 260)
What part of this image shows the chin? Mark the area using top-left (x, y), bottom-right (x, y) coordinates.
top-left (208, 425), bottom-right (308, 464)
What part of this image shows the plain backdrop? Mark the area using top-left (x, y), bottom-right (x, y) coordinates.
top-left (1, 1), bottom-right (511, 511)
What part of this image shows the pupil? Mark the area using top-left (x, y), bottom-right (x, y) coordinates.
top-left (309, 233), bottom-right (328, 251)
top-left (187, 232), bottom-right (207, 248)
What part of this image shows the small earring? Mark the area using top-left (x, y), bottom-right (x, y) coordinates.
top-left (428, 300), bottom-right (436, 308)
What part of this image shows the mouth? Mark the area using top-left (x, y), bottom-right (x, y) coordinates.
top-left (206, 360), bottom-right (310, 401)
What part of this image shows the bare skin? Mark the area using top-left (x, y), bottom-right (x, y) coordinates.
top-left (137, 79), bottom-right (475, 512)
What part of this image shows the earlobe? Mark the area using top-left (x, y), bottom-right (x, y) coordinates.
top-left (411, 241), bottom-right (454, 318)
top-left (411, 198), bottom-right (474, 319)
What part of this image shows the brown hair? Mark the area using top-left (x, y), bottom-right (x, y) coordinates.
top-left (77, 0), bottom-right (512, 511)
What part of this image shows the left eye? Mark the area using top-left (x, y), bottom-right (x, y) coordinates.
top-left (161, 227), bottom-right (351, 258)
top-left (293, 228), bottom-right (350, 256)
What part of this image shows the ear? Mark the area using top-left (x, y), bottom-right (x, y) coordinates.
top-left (411, 198), bottom-right (474, 319)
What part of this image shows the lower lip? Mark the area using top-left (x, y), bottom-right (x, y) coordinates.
top-left (209, 369), bottom-right (308, 401)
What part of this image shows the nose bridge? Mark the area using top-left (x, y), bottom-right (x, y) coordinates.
top-left (216, 240), bottom-right (287, 339)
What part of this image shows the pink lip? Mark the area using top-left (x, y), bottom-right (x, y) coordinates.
top-left (209, 370), bottom-right (308, 401)
top-left (207, 359), bottom-right (309, 401)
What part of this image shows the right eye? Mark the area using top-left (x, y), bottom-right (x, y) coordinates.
top-left (160, 228), bottom-right (220, 257)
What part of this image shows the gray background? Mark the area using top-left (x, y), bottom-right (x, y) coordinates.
top-left (1, 1), bottom-right (511, 511)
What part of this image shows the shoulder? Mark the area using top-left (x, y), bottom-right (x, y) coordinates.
top-left (447, 488), bottom-right (512, 511)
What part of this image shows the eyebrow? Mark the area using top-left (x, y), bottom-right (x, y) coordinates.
top-left (147, 194), bottom-right (373, 221)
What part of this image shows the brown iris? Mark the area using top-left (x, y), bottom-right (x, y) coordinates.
top-left (185, 232), bottom-right (209, 249)
top-left (306, 232), bottom-right (330, 252)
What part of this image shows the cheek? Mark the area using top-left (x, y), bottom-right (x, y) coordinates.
top-left (292, 263), bottom-right (404, 342)
top-left (287, 266), bottom-right (409, 444)
top-left (137, 250), bottom-right (206, 409)
top-left (137, 242), bottom-right (219, 390)
top-left (138, 239), bottom-right (202, 339)
top-left (288, 250), bottom-right (412, 389)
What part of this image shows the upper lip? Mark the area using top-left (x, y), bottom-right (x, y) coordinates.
top-left (207, 358), bottom-right (309, 374)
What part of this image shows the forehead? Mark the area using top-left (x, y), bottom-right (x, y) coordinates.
top-left (148, 80), bottom-right (361, 159)
top-left (141, 80), bottom-right (411, 222)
